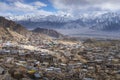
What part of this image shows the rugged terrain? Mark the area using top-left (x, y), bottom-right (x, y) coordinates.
top-left (32, 27), bottom-right (64, 38)
top-left (0, 16), bottom-right (64, 42)
top-left (0, 16), bottom-right (30, 42)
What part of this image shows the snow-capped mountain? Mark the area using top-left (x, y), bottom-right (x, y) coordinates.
top-left (91, 12), bottom-right (120, 31)
top-left (5, 11), bottom-right (120, 39)
top-left (6, 11), bottom-right (120, 30)
top-left (6, 14), bottom-right (73, 22)
top-left (5, 14), bottom-right (74, 29)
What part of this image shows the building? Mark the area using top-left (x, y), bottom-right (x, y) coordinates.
top-left (0, 66), bottom-right (5, 75)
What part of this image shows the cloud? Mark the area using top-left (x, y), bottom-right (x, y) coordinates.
top-left (7, 0), bottom-right (24, 2)
top-left (32, 1), bottom-right (47, 8)
top-left (13, 1), bottom-right (47, 12)
top-left (50, 0), bottom-right (120, 16)
top-left (0, 1), bottom-right (52, 16)
top-left (0, 2), bottom-right (13, 12)
top-left (13, 1), bottom-right (36, 11)
top-left (1, 0), bottom-right (120, 17)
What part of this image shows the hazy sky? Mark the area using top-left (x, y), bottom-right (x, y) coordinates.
top-left (0, 0), bottom-right (120, 16)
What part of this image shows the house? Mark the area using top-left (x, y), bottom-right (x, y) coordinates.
top-left (83, 78), bottom-right (95, 80)
top-left (0, 66), bottom-right (5, 75)
top-left (5, 57), bottom-right (14, 64)
top-left (39, 54), bottom-right (54, 63)
top-left (34, 72), bottom-right (41, 79)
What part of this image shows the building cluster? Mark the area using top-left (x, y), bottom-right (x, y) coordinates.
top-left (0, 40), bottom-right (120, 80)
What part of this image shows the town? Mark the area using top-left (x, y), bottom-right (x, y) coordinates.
top-left (1, 0), bottom-right (120, 80)
top-left (0, 39), bottom-right (120, 80)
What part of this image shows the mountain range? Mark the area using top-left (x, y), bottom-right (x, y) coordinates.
top-left (5, 12), bottom-right (120, 30)
top-left (5, 11), bottom-right (120, 39)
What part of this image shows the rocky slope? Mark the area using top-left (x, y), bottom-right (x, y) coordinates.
top-left (32, 27), bottom-right (64, 38)
top-left (0, 16), bottom-right (53, 42)
top-left (0, 16), bottom-right (32, 35)
top-left (0, 16), bottom-right (30, 41)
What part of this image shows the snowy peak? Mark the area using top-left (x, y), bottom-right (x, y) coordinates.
top-left (6, 14), bottom-right (73, 22)
top-left (5, 11), bottom-right (120, 31)
top-left (6, 14), bottom-right (46, 21)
